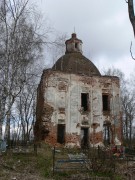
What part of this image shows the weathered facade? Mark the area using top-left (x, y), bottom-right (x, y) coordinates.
top-left (35, 33), bottom-right (122, 147)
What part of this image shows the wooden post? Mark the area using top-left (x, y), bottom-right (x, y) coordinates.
top-left (98, 145), bottom-right (100, 158)
top-left (53, 146), bottom-right (55, 176)
top-left (34, 143), bottom-right (37, 155)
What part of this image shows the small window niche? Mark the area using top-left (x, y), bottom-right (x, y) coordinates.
top-left (102, 94), bottom-right (110, 111)
top-left (75, 42), bottom-right (78, 49)
top-left (81, 93), bottom-right (89, 112)
top-left (58, 82), bottom-right (67, 91)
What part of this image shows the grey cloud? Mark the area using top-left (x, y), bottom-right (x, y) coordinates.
top-left (33, 0), bottom-right (135, 76)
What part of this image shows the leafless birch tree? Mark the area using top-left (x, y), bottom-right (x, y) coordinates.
top-left (0, 0), bottom-right (47, 141)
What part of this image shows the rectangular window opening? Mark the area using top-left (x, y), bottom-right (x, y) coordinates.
top-left (75, 43), bottom-right (78, 48)
top-left (81, 93), bottom-right (89, 111)
top-left (102, 94), bottom-right (109, 111)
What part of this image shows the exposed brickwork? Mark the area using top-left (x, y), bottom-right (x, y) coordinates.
top-left (90, 131), bottom-right (103, 145)
top-left (34, 70), bottom-right (54, 142)
top-left (66, 133), bottom-right (80, 145)
top-left (58, 82), bottom-right (67, 91)
top-left (44, 126), bottom-right (80, 147)
top-left (35, 71), bottom-right (122, 147)
top-left (44, 123), bottom-right (58, 146)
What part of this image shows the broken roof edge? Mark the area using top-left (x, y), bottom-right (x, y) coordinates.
top-left (102, 75), bottom-right (119, 79)
top-left (42, 68), bottom-right (101, 77)
top-left (40, 69), bottom-right (119, 81)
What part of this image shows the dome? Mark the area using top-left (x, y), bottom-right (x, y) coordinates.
top-left (52, 33), bottom-right (101, 76)
top-left (52, 53), bottom-right (101, 76)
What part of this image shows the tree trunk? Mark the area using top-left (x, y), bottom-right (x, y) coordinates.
top-left (4, 112), bottom-right (11, 146)
top-left (125, 117), bottom-right (128, 141)
top-left (129, 115), bottom-right (133, 147)
top-left (0, 122), bottom-right (2, 140)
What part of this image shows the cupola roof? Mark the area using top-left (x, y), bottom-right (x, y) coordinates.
top-left (52, 34), bottom-right (101, 76)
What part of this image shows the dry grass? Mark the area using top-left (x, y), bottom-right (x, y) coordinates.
top-left (0, 143), bottom-right (53, 180)
top-left (0, 144), bottom-right (132, 180)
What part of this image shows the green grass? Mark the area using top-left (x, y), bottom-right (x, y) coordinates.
top-left (36, 154), bottom-right (52, 177)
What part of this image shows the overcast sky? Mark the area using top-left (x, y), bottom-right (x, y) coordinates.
top-left (32, 0), bottom-right (135, 78)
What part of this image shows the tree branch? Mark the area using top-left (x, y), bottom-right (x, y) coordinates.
top-left (128, 0), bottom-right (135, 37)
top-left (130, 41), bottom-right (135, 60)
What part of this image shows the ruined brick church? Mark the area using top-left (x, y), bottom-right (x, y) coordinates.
top-left (35, 33), bottom-right (122, 147)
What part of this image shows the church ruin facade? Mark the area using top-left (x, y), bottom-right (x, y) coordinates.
top-left (35, 33), bottom-right (122, 147)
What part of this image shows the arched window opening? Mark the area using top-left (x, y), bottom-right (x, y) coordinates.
top-left (103, 122), bottom-right (111, 145)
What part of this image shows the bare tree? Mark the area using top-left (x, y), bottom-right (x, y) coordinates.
top-left (122, 91), bottom-right (135, 145)
top-left (15, 83), bottom-right (36, 143)
top-left (102, 67), bottom-right (126, 91)
top-left (0, 0), bottom-right (48, 141)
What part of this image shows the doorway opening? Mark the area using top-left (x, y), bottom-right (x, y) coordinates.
top-left (81, 128), bottom-right (89, 148)
top-left (57, 124), bottom-right (65, 144)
